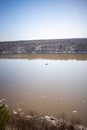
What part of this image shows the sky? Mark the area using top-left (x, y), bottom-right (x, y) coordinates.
top-left (0, 0), bottom-right (87, 41)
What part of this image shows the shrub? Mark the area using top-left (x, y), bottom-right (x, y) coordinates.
top-left (0, 104), bottom-right (9, 130)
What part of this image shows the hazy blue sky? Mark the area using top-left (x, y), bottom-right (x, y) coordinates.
top-left (0, 0), bottom-right (87, 41)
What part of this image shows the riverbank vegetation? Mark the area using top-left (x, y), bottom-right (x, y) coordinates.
top-left (0, 39), bottom-right (87, 54)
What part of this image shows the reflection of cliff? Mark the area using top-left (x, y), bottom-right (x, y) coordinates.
top-left (0, 38), bottom-right (87, 54)
top-left (0, 54), bottom-right (87, 60)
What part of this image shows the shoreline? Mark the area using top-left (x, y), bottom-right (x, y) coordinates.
top-left (0, 53), bottom-right (87, 60)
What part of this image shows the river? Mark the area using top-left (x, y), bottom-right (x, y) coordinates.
top-left (0, 54), bottom-right (87, 125)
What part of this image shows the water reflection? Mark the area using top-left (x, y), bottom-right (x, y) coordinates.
top-left (0, 54), bottom-right (87, 60)
top-left (0, 54), bottom-right (87, 125)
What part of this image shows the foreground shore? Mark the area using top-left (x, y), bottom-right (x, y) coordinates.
top-left (0, 104), bottom-right (87, 130)
top-left (6, 113), bottom-right (87, 130)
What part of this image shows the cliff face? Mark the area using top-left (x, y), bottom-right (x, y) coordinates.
top-left (0, 38), bottom-right (87, 54)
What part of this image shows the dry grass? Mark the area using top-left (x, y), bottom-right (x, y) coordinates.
top-left (6, 114), bottom-right (75, 130)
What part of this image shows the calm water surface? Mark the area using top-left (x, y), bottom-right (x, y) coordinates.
top-left (0, 54), bottom-right (87, 124)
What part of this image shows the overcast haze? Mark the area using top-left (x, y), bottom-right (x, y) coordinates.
top-left (0, 0), bottom-right (87, 41)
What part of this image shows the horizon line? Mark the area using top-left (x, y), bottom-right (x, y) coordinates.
top-left (0, 37), bottom-right (87, 42)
